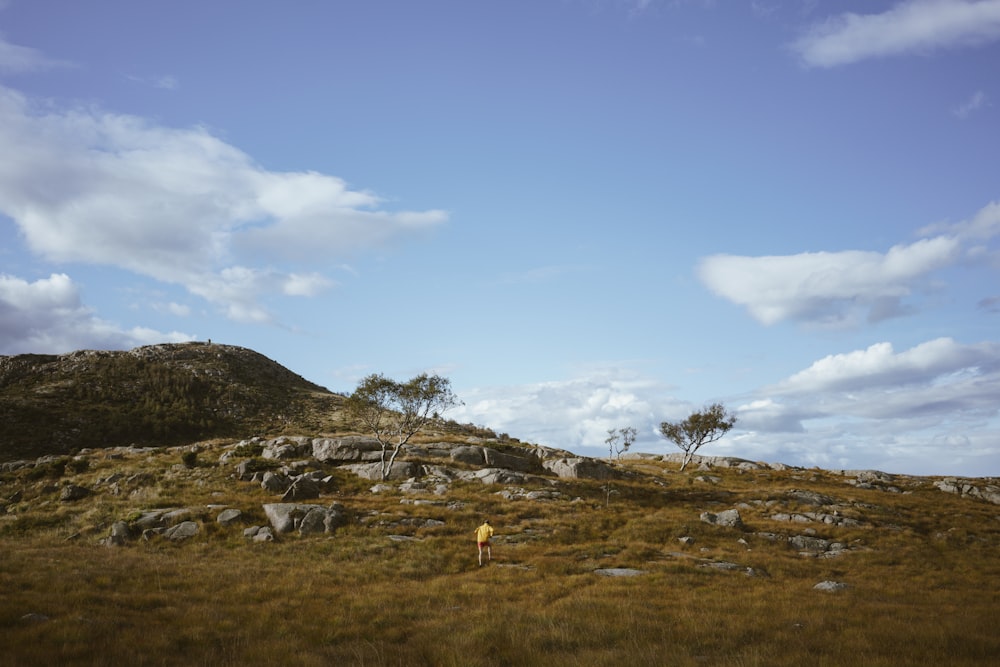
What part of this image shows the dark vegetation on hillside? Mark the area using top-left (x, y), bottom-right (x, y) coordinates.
top-left (0, 342), bottom-right (343, 460)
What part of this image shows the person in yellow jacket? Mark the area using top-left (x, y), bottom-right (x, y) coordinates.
top-left (475, 519), bottom-right (494, 566)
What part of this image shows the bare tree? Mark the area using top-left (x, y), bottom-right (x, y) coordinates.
top-left (658, 403), bottom-right (737, 471)
top-left (345, 373), bottom-right (461, 480)
top-left (603, 426), bottom-right (637, 507)
top-left (606, 426), bottom-right (637, 460)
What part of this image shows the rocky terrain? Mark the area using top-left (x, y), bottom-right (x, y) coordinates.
top-left (2, 343), bottom-right (999, 665)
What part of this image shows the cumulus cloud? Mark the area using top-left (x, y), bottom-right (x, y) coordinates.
top-left (0, 84), bottom-right (447, 322)
top-left (777, 337), bottom-right (1000, 393)
top-left (697, 236), bottom-right (960, 327)
top-left (792, 0), bottom-right (1000, 68)
top-left (451, 368), bottom-right (687, 455)
top-left (721, 337), bottom-right (1000, 474)
top-left (0, 273), bottom-right (193, 354)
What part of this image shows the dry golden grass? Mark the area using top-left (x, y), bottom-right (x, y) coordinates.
top-left (1, 446), bottom-right (998, 666)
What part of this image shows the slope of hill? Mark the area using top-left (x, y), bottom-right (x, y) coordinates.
top-left (0, 342), bottom-right (342, 460)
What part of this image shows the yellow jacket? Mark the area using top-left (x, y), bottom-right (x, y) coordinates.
top-left (475, 523), bottom-right (494, 543)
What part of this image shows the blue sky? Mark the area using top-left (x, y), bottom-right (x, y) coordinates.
top-left (1, 0), bottom-right (998, 476)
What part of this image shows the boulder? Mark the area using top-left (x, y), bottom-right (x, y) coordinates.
top-left (814, 581), bottom-right (849, 592)
top-left (262, 503), bottom-right (347, 535)
top-left (700, 509), bottom-right (744, 529)
top-left (450, 446), bottom-right (486, 466)
top-left (935, 478), bottom-right (1000, 505)
top-left (542, 457), bottom-right (614, 480)
top-left (107, 521), bottom-right (131, 547)
top-left (790, 535), bottom-right (831, 552)
top-left (483, 447), bottom-right (539, 473)
top-left (312, 436), bottom-right (383, 463)
top-left (343, 461), bottom-right (420, 481)
top-left (217, 509), bottom-right (243, 526)
top-left (281, 476), bottom-right (321, 501)
top-left (163, 521), bottom-right (199, 541)
top-left (59, 484), bottom-right (91, 502)
top-left (261, 471), bottom-right (292, 493)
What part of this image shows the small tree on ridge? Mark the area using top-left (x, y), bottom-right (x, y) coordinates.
top-left (345, 373), bottom-right (461, 480)
top-left (658, 403), bottom-right (737, 472)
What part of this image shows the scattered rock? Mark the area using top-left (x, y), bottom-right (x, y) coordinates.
top-left (217, 508), bottom-right (243, 526)
top-left (281, 476), bottom-right (320, 501)
top-left (107, 521), bottom-right (131, 547)
top-left (543, 457), bottom-right (616, 480)
top-left (59, 484), bottom-right (91, 502)
top-left (594, 568), bottom-right (645, 577)
top-left (814, 581), bottom-right (849, 592)
top-left (935, 478), bottom-right (1000, 505)
top-left (163, 521), bottom-right (199, 541)
top-left (262, 502), bottom-right (346, 535)
top-left (700, 509), bottom-right (744, 529)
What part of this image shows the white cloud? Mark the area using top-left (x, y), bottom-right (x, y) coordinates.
top-left (451, 368), bottom-right (687, 456)
top-left (0, 35), bottom-right (74, 73)
top-left (697, 236), bottom-right (960, 326)
top-left (792, 0), bottom-right (1000, 68)
top-left (777, 337), bottom-right (1000, 393)
top-left (0, 273), bottom-right (193, 354)
top-left (725, 337), bottom-right (1000, 475)
top-left (0, 84), bottom-right (448, 322)
top-left (953, 90), bottom-right (988, 118)
top-left (918, 200), bottom-right (1000, 241)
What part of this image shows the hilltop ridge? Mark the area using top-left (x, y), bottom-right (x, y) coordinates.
top-left (0, 342), bottom-right (342, 460)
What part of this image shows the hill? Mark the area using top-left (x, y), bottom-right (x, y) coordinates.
top-left (0, 342), bottom-right (342, 460)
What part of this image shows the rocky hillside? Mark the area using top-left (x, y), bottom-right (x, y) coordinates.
top-left (0, 342), bottom-right (343, 460)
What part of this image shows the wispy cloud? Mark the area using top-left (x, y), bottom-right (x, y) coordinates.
top-left (0, 35), bottom-right (75, 73)
top-left (792, 0), bottom-right (1000, 68)
top-left (953, 90), bottom-right (988, 118)
top-left (126, 73), bottom-right (180, 90)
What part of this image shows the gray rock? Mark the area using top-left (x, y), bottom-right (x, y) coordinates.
top-left (161, 508), bottom-right (192, 526)
top-left (107, 521), bottom-right (131, 546)
top-left (281, 476), bottom-right (320, 501)
top-left (298, 507), bottom-right (331, 534)
top-left (343, 461), bottom-right (420, 481)
top-left (595, 568), bottom-right (645, 577)
top-left (217, 509), bottom-right (243, 526)
top-left (262, 503), bottom-right (346, 535)
top-left (163, 521), bottom-right (199, 541)
top-left (59, 484), bottom-right (91, 502)
top-left (814, 580), bottom-right (849, 592)
top-left (790, 535), bottom-right (831, 552)
top-left (786, 490), bottom-right (836, 506)
top-left (450, 445), bottom-right (486, 466)
top-left (261, 437), bottom-right (312, 460)
top-left (542, 457), bottom-right (615, 480)
top-left (312, 436), bottom-right (383, 463)
top-left (700, 509), bottom-right (744, 529)
top-left (253, 527), bottom-right (275, 542)
top-left (261, 471), bottom-right (292, 493)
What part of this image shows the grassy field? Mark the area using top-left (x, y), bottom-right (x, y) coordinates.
top-left (1, 442), bottom-right (998, 666)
